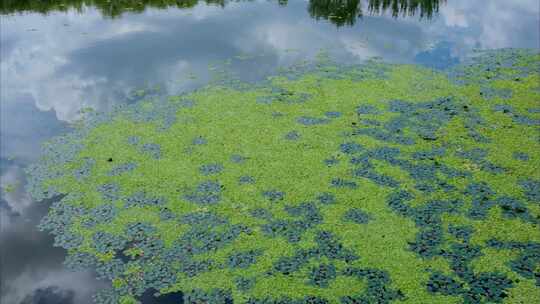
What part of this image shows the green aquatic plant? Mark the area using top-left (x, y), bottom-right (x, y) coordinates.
top-left (27, 49), bottom-right (540, 303)
top-left (2, 183), bottom-right (17, 194)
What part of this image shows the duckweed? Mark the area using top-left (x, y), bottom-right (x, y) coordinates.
top-left (28, 49), bottom-right (540, 303)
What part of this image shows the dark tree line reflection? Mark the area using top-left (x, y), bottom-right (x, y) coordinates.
top-left (308, 0), bottom-right (445, 26)
top-left (1, 0), bottom-right (444, 26)
top-left (0, 0), bottom-right (230, 17)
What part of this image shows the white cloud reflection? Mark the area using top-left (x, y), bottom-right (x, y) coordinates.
top-left (1, 0), bottom-right (538, 123)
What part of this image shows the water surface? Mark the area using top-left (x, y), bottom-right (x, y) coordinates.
top-left (0, 1), bottom-right (538, 303)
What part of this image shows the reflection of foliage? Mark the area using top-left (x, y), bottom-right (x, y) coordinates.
top-left (367, 0), bottom-right (444, 18)
top-left (1, 0), bottom-right (444, 25)
top-left (307, 0), bottom-right (445, 26)
top-left (308, 0), bottom-right (363, 27)
top-left (0, 0), bottom-right (225, 18)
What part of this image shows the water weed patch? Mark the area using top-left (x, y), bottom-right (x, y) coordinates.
top-left (27, 49), bottom-right (540, 304)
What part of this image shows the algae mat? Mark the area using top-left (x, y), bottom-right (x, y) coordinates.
top-left (27, 49), bottom-right (540, 304)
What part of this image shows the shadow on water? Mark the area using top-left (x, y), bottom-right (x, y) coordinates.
top-left (1, 0), bottom-right (445, 26)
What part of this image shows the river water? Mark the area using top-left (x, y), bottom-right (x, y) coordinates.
top-left (0, 1), bottom-right (538, 303)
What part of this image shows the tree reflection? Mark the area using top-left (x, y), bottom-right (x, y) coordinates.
top-left (0, 0), bottom-right (226, 17)
top-left (367, 0), bottom-right (444, 18)
top-left (307, 0), bottom-right (363, 27)
top-left (0, 0), bottom-right (444, 25)
top-left (307, 0), bottom-right (445, 26)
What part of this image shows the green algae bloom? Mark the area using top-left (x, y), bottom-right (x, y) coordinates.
top-left (27, 49), bottom-right (540, 304)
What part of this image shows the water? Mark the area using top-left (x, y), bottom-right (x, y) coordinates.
top-left (0, 1), bottom-right (538, 303)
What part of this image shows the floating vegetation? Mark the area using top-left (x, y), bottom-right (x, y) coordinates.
top-left (199, 163), bottom-right (224, 175)
top-left (239, 175), bottom-right (255, 185)
top-left (107, 162), bottom-right (137, 176)
top-left (297, 116), bottom-right (331, 126)
top-left (27, 49), bottom-right (540, 303)
top-left (342, 208), bottom-right (370, 224)
top-left (285, 130), bottom-right (301, 141)
top-left (230, 154), bottom-right (247, 164)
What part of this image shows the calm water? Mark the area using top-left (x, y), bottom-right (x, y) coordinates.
top-left (0, 1), bottom-right (538, 303)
